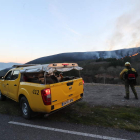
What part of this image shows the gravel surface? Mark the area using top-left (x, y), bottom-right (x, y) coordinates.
top-left (83, 83), bottom-right (140, 107)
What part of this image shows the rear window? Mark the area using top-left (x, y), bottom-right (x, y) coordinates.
top-left (62, 69), bottom-right (80, 77)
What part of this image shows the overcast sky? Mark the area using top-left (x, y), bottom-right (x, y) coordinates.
top-left (0, 0), bottom-right (140, 63)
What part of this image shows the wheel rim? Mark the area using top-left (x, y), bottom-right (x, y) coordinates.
top-left (22, 102), bottom-right (28, 116)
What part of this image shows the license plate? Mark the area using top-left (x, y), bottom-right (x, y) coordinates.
top-left (62, 99), bottom-right (73, 106)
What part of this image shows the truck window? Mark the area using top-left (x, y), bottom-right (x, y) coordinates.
top-left (21, 73), bottom-right (40, 83)
top-left (63, 69), bottom-right (80, 77)
top-left (5, 71), bottom-right (12, 80)
top-left (11, 71), bottom-right (20, 80)
top-left (60, 69), bottom-right (80, 81)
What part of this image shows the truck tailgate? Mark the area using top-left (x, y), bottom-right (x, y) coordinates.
top-left (50, 78), bottom-right (83, 107)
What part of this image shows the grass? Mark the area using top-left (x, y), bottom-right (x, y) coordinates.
top-left (0, 99), bottom-right (140, 132)
top-left (48, 102), bottom-right (140, 132)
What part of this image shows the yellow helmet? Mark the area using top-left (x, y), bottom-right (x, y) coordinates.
top-left (125, 62), bottom-right (131, 66)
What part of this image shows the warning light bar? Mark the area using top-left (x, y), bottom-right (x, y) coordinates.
top-left (62, 64), bottom-right (69, 65)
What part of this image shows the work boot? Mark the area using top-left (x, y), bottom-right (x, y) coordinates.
top-left (124, 96), bottom-right (129, 100)
top-left (135, 96), bottom-right (138, 100)
top-left (133, 92), bottom-right (138, 100)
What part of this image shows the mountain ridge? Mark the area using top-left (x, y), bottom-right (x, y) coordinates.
top-left (0, 62), bottom-right (21, 71)
top-left (26, 47), bottom-right (140, 64)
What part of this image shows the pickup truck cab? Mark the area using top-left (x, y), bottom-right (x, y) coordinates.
top-left (0, 63), bottom-right (84, 119)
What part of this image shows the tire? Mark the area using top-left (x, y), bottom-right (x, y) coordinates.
top-left (20, 97), bottom-right (32, 119)
top-left (0, 90), bottom-right (6, 101)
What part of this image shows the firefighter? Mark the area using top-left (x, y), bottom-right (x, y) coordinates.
top-left (120, 62), bottom-right (138, 100)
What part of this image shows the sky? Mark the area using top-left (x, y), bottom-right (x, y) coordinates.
top-left (0, 0), bottom-right (140, 63)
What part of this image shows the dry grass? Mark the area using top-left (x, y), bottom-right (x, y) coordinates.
top-left (0, 99), bottom-right (140, 132)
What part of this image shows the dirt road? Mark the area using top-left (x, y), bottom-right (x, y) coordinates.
top-left (83, 83), bottom-right (140, 107)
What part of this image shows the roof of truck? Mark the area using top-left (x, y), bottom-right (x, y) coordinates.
top-left (12, 64), bottom-right (38, 68)
top-left (12, 63), bottom-right (83, 74)
top-left (13, 63), bottom-right (78, 68)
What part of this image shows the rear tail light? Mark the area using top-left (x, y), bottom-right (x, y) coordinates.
top-left (41, 88), bottom-right (51, 105)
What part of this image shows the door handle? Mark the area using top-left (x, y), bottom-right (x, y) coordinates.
top-left (7, 83), bottom-right (9, 85)
top-left (14, 84), bottom-right (17, 86)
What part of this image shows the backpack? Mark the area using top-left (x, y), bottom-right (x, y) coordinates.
top-left (124, 69), bottom-right (137, 85)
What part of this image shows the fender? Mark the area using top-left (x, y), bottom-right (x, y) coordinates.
top-left (0, 81), bottom-right (2, 92)
top-left (18, 88), bottom-right (33, 109)
top-left (0, 80), bottom-right (3, 93)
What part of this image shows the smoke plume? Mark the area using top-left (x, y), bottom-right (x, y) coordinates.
top-left (107, 7), bottom-right (140, 51)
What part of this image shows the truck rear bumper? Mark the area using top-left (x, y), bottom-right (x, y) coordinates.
top-left (44, 97), bottom-right (83, 117)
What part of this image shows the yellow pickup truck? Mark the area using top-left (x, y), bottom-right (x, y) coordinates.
top-left (0, 63), bottom-right (84, 119)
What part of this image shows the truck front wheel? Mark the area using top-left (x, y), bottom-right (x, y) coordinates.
top-left (0, 91), bottom-right (6, 101)
top-left (20, 97), bottom-right (32, 119)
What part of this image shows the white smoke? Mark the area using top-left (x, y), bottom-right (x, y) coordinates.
top-left (107, 2), bottom-right (140, 51)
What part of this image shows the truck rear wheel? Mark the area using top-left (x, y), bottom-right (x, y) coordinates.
top-left (0, 91), bottom-right (6, 101)
top-left (20, 97), bottom-right (32, 119)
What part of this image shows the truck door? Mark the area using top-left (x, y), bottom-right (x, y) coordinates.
top-left (2, 71), bottom-right (12, 96)
top-left (8, 70), bottom-right (20, 101)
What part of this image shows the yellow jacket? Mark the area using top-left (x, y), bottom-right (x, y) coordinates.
top-left (120, 68), bottom-right (136, 79)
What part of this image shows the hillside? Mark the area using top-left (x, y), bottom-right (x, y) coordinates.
top-left (0, 62), bottom-right (21, 76)
top-left (0, 62), bottom-right (21, 71)
top-left (26, 47), bottom-right (140, 64)
top-left (80, 53), bottom-right (140, 84)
